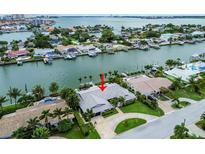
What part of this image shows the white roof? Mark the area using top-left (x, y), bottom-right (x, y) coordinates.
top-left (78, 83), bottom-right (135, 113)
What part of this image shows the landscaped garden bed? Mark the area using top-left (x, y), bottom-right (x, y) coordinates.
top-left (115, 118), bottom-right (146, 134)
top-left (102, 109), bottom-right (118, 118)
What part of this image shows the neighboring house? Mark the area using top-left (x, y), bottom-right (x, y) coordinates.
top-left (77, 45), bottom-right (102, 54)
top-left (7, 49), bottom-right (29, 58)
top-left (191, 31), bottom-right (205, 37)
top-left (34, 48), bottom-right (54, 57)
top-left (78, 83), bottom-right (136, 115)
top-left (56, 45), bottom-right (79, 55)
top-left (125, 75), bottom-right (172, 96)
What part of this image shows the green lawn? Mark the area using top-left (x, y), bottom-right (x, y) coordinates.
top-left (195, 120), bottom-right (205, 131)
top-left (102, 109), bottom-right (118, 118)
top-left (165, 87), bottom-right (205, 101)
top-left (120, 101), bottom-right (164, 116)
top-left (1, 103), bottom-right (28, 117)
top-left (115, 118), bottom-right (146, 134)
top-left (62, 123), bottom-right (100, 139)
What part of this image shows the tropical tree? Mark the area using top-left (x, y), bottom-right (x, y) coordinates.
top-left (168, 37), bottom-right (173, 45)
top-left (165, 59), bottom-right (175, 68)
top-left (89, 75), bottom-right (93, 81)
top-left (27, 117), bottom-right (41, 128)
top-left (32, 85), bottom-right (45, 101)
top-left (63, 107), bottom-right (73, 119)
top-left (17, 94), bottom-right (35, 105)
top-left (188, 76), bottom-right (201, 94)
top-left (39, 110), bottom-right (52, 126)
top-left (104, 73), bottom-right (108, 78)
top-left (170, 120), bottom-right (189, 139)
top-left (78, 77), bottom-right (82, 83)
top-left (60, 87), bottom-right (73, 99)
top-left (32, 127), bottom-right (50, 139)
top-left (49, 82), bottom-right (59, 95)
top-left (200, 111), bottom-right (205, 121)
top-left (53, 108), bottom-right (63, 122)
top-left (172, 77), bottom-right (183, 90)
top-left (108, 71), bottom-right (112, 76)
top-left (113, 70), bottom-right (118, 76)
top-left (84, 109), bottom-right (94, 122)
top-left (84, 76), bottom-right (87, 80)
top-left (7, 87), bottom-right (13, 104)
top-left (11, 88), bottom-right (21, 106)
top-left (0, 96), bottom-right (7, 110)
top-left (65, 93), bottom-right (80, 111)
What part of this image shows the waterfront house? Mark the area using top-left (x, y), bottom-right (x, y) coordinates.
top-left (56, 45), bottom-right (79, 55)
top-left (191, 31), bottom-right (205, 37)
top-left (165, 62), bottom-right (205, 81)
top-left (78, 83), bottom-right (135, 115)
top-left (7, 49), bottom-right (29, 58)
top-left (124, 75), bottom-right (172, 96)
top-left (34, 48), bottom-right (55, 57)
top-left (77, 45), bottom-right (102, 54)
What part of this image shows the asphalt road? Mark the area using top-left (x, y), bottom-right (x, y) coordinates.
top-left (114, 99), bottom-right (205, 139)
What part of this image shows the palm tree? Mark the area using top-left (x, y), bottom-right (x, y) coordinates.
top-left (53, 108), bottom-right (63, 122)
top-left (63, 107), bottom-right (73, 119)
top-left (108, 71), bottom-right (112, 76)
top-left (89, 75), bottom-right (93, 81)
top-left (84, 76), bottom-right (87, 80)
top-left (200, 112), bottom-right (205, 121)
top-left (11, 88), bottom-right (21, 106)
top-left (39, 110), bottom-right (52, 126)
top-left (171, 120), bottom-right (189, 139)
top-left (0, 96), bottom-right (7, 110)
top-left (172, 77), bottom-right (183, 90)
top-left (60, 87), bottom-right (72, 99)
top-left (113, 70), bottom-right (118, 76)
top-left (65, 93), bottom-right (80, 111)
top-left (32, 85), bottom-right (45, 101)
top-left (104, 73), bottom-right (108, 78)
top-left (78, 77), bottom-right (82, 83)
top-left (7, 87), bottom-right (13, 104)
top-left (168, 37), bottom-right (173, 45)
top-left (27, 117), bottom-right (41, 130)
top-left (49, 82), bottom-right (59, 95)
top-left (84, 109), bottom-right (94, 122)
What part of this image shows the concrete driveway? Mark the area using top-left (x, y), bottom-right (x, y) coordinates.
top-left (91, 108), bottom-right (157, 139)
top-left (114, 99), bottom-right (205, 139)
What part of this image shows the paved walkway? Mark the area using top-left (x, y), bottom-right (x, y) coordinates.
top-left (91, 109), bottom-right (157, 139)
top-left (179, 98), bottom-right (197, 104)
top-left (114, 99), bottom-right (205, 139)
top-left (158, 100), bottom-right (175, 114)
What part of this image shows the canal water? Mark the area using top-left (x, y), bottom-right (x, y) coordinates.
top-left (1, 43), bottom-right (205, 99)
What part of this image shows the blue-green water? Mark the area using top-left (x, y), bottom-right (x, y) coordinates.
top-left (0, 17), bottom-right (205, 102)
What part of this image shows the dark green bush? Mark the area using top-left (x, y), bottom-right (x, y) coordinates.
top-left (57, 119), bottom-right (73, 133)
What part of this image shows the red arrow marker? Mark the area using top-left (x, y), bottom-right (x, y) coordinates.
top-left (98, 73), bottom-right (107, 91)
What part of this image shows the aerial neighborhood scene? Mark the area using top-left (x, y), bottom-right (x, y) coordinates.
top-left (2, 14), bottom-right (205, 139)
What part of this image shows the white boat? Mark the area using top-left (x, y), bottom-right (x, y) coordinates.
top-left (43, 57), bottom-right (52, 64)
top-left (88, 52), bottom-right (97, 57)
top-left (64, 54), bottom-right (73, 60)
top-left (17, 60), bottom-right (23, 66)
top-left (149, 44), bottom-right (160, 49)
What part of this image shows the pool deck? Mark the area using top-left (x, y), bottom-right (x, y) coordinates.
top-left (0, 99), bottom-right (71, 138)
